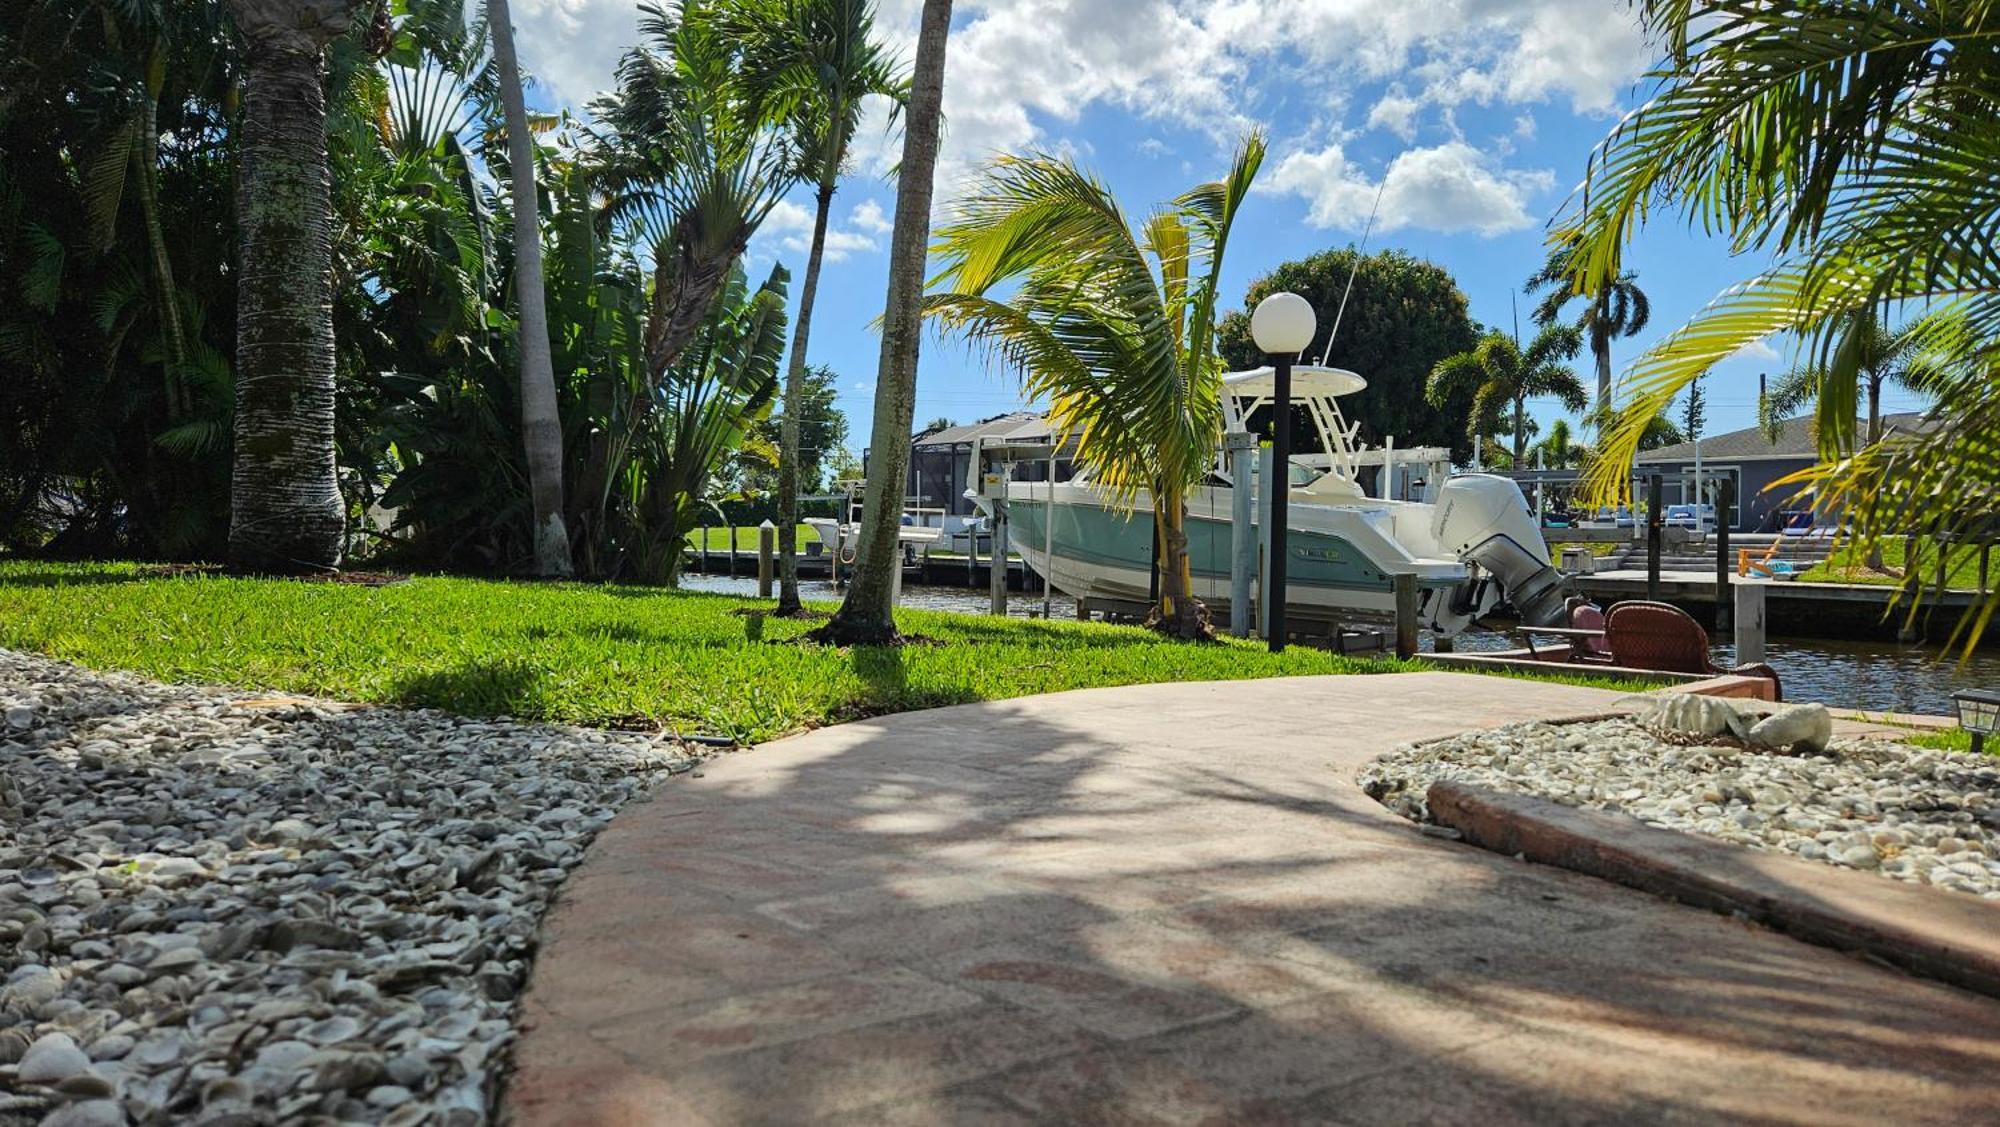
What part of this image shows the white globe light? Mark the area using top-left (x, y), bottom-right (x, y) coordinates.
top-left (1250, 291), bottom-right (1317, 355)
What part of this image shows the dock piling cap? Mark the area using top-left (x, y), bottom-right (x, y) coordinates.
top-left (1222, 364), bottom-right (1368, 398)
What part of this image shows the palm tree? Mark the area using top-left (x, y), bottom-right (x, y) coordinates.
top-left (1533, 418), bottom-right (1589, 470)
top-left (741, 0), bottom-right (908, 615)
top-left (817, 0), bottom-right (951, 646)
top-left (1428, 326), bottom-right (1589, 468)
top-left (1525, 242), bottom-right (1649, 409)
top-left (488, 0), bottom-right (571, 577)
top-left (920, 135), bottom-right (1266, 640)
top-left (1758, 311), bottom-right (1945, 445)
top-left (223, 0), bottom-right (368, 573)
top-left (1558, 1), bottom-right (2000, 491)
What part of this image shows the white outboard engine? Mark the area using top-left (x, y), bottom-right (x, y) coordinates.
top-left (1425, 474), bottom-right (1571, 632)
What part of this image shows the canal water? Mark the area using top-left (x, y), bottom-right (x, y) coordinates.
top-left (678, 574), bottom-right (1998, 718)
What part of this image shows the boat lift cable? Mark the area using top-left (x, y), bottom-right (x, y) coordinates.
top-left (1318, 177), bottom-right (1388, 367)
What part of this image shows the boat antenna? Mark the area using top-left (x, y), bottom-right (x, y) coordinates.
top-left (1318, 177), bottom-right (1388, 367)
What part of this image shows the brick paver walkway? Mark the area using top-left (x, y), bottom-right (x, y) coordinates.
top-left (511, 673), bottom-right (2000, 1124)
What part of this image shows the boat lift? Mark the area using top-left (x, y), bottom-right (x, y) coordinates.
top-left (970, 437), bottom-right (1061, 617)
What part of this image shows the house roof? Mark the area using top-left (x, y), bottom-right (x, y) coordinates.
top-left (913, 412), bottom-right (1051, 447)
top-left (1635, 411), bottom-right (1930, 464)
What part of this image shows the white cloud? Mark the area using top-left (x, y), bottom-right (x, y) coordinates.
top-left (755, 198), bottom-right (884, 264)
top-left (848, 199), bottom-right (894, 235)
top-left (1731, 338), bottom-right (1783, 364)
top-left (505, 0), bottom-right (1653, 234)
top-left (1266, 141), bottom-right (1554, 237)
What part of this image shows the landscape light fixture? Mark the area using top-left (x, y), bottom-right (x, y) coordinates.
top-left (1952, 687), bottom-right (2000, 755)
top-left (1250, 292), bottom-right (1316, 653)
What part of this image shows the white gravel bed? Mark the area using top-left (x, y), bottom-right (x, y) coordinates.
top-left (0, 649), bottom-right (702, 1126)
top-left (1362, 717), bottom-right (2000, 901)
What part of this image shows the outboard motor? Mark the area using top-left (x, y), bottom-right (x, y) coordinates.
top-left (1428, 474), bottom-right (1571, 629)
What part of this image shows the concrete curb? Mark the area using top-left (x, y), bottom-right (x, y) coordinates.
top-left (1427, 781), bottom-right (2000, 1000)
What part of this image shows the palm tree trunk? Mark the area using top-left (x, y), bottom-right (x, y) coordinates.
top-left (137, 47), bottom-right (189, 421)
top-left (820, 0), bottom-right (951, 646)
top-left (1156, 486), bottom-right (1204, 639)
top-left (1593, 327), bottom-right (1613, 409)
top-left (225, 1), bottom-right (361, 574)
top-left (777, 176), bottom-right (838, 615)
top-left (490, 0), bottom-right (572, 578)
top-left (1513, 393), bottom-right (1528, 466)
top-left (1867, 372), bottom-right (1883, 445)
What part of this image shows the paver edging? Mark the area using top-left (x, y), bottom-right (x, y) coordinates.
top-left (1426, 780), bottom-right (2000, 1000)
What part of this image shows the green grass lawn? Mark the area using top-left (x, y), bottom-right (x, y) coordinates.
top-left (0, 562), bottom-right (1655, 744)
top-left (1798, 539), bottom-right (1992, 590)
top-left (688, 524), bottom-right (821, 552)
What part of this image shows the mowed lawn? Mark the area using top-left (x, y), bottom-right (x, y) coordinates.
top-left (0, 561), bottom-right (1430, 743)
top-left (1800, 539), bottom-right (1993, 590)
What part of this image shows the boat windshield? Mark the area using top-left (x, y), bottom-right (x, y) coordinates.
top-left (1218, 458), bottom-right (1324, 489)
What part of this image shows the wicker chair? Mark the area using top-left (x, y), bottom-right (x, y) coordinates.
top-left (1602, 600), bottom-right (1782, 699)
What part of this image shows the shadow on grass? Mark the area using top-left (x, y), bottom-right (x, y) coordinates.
top-left (390, 659), bottom-right (547, 719)
top-left (0, 568), bottom-right (148, 589)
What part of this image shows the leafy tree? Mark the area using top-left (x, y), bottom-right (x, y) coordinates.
top-left (1525, 242), bottom-right (1650, 408)
top-left (1427, 326), bottom-right (1589, 467)
top-left (760, 365), bottom-right (849, 495)
top-left (1533, 418), bottom-right (1589, 470)
top-left (224, 0), bottom-right (370, 573)
top-left (819, 0), bottom-right (951, 646)
top-left (738, 0), bottom-right (908, 614)
top-left (1680, 374), bottom-right (1705, 443)
top-left (1218, 248), bottom-right (1480, 462)
top-left (924, 134), bottom-right (1267, 639)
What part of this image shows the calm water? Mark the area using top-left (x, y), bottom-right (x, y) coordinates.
top-left (679, 573), bottom-right (1996, 717)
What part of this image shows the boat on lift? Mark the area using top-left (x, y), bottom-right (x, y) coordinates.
top-left (970, 365), bottom-right (1569, 635)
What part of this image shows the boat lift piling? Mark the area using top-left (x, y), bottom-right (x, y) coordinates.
top-left (1226, 431), bottom-right (1256, 638)
top-left (973, 438), bottom-right (1060, 617)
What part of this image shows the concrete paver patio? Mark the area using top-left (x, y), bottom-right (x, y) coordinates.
top-left (510, 672), bottom-right (2000, 1125)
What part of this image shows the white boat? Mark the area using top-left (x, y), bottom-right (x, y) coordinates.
top-left (972, 365), bottom-right (1569, 635)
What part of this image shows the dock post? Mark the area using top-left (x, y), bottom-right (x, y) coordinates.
top-left (729, 530), bottom-right (739, 577)
top-left (1981, 545), bottom-right (1991, 594)
top-left (989, 500), bottom-right (1009, 616)
top-left (1393, 574), bottom-right (1420, 660)
top-left (1714, 480), bottom-right (1733, 632)
top-left (1734, 580), bottom-right (1766, 665)
top-left (699, 526), bottom-right (710, 573)
top-left (1646, 473), bottom-right (1663, 602)
top-left (756, 520), bottom-right (775, 598)
top-left (1226, 431), bottom-right (1256, 637)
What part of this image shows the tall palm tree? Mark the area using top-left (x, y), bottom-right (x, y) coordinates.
top-left (920, 134), bottom-right (1267, 640)
top-left (488, 0), bottom-right (571, 577)
top-left (741, 0), bottom-right (908, 615)
top-left (1525, 242), bottom-right (1649, 409)
top-left (818, 0), bottom-right (950, 647)
top-left (1758, 311), bottom-right (1946, 445)
top-left (224, 0), bottom-right (367, 573)
top-left (1428, 325), bottom-right (1589, 467)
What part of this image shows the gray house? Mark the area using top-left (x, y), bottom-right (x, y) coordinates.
top-left (1635, 411), bottom-right (1929, 531)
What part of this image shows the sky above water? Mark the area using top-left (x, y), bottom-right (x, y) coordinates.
top-left (508, 0), bottom-right (1932, 451)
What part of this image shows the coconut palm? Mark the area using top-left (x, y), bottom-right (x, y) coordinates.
top-left (918, 134), bottom-right (1267, 640)
top-left (1533, 418), bottom-right (1589, 470)
top-left (1526, 243), bottom-right (1650, 409)
top-left (488, 0), bottom-right (571, 577)
top-left (1758, 311), bottom-right (1946, 445)
top-left (739, 0), bottom-right (908, 615)
top-left (223, 0), bottom-right (368, 573)
top-left (818, 0), bottom-right (949, 646)
top-left (1559, 0), bottom-right (2000, 488)
top-left (1428, 326), bottom-right (1589, 468)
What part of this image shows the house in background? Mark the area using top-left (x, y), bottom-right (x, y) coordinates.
top-left (862, 412), bottom-right (1078, 536)
top-left (1635, 411), bottom-right (1930, 531)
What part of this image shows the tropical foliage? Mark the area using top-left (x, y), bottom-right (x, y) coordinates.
top-left (0, 0), bottom-right (832, 585)
top-left (1218, 248), bottom-right (1481, 461)
top-left (925, 134), bottom-right (1266, 639)
top-left (1526, 243), bottom-right (1650, 408)
top-left (1557, 0), bottom-right (2000, 646)
top-left (1758, 311), bottom-right (1946, 443)
top-left (1427, 326), bottom-right (1589, 467)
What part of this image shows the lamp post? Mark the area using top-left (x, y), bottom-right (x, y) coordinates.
top-left (1952, 688), bottom-right (2000, 755)
top-left (1250, 292), bottom-right (1317, 653)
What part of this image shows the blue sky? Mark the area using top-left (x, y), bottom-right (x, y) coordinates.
top-left (509, 0), bottom-right (1930, 453)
